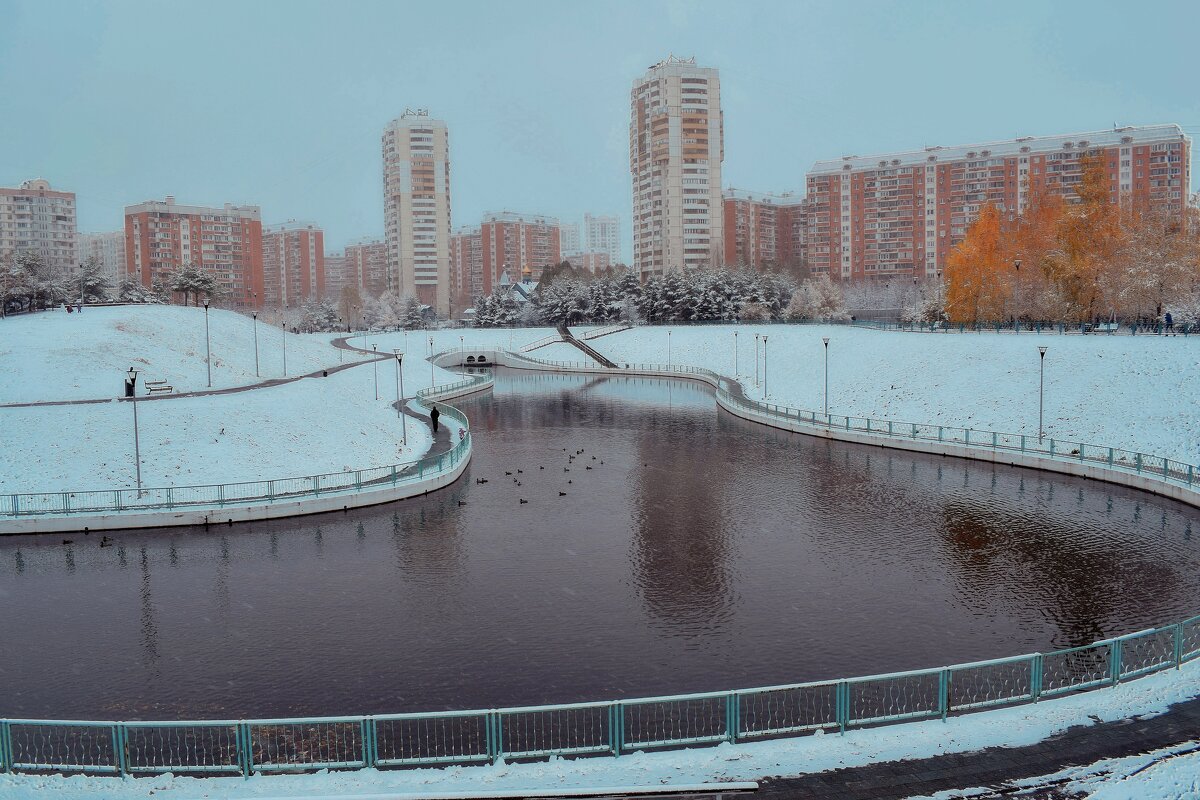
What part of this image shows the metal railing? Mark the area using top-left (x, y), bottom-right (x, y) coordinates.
top-left (4, 354), bottom-right (1199, 779)
top-left (0, 372), bottom-right (490, 521)
top-left (503, 355), bottom-right (1199, 497)
top-left (2, 618), bottom-right (1196, 777)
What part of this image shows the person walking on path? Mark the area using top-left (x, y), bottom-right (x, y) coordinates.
top-left (430, 405), bottom-right (440, 433)
top-left (1165, 311), bottom-right (1174, 335)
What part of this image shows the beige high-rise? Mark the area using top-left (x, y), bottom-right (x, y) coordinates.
top-left (383, 109), bottom-right (452, 315)
top-left (630, 56), bottom-right (723, 278)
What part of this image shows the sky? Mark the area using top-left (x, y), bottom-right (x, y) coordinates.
top-left (1, 0), bottom-right (1197, 262)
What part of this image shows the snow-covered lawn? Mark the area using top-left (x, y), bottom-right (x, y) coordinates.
top-left (0, 305), bottom-right (351, 403)
top-left (572, 324), bottom-right (1200, 465)
top-left (0, 307), bottom-right (493, 491)
top-left (1, 658), bottom-right (1195, 799)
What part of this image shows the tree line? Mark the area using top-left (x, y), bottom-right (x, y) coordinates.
top-left (944, 154), bottom-right (1200, 325)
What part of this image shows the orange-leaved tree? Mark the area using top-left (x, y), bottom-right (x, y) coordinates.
top-left (944, 202), bottom-right (1012, 323)
top-left (1045, 153), bottom-right (1122, 321)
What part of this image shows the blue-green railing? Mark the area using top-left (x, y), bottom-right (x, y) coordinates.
top-left (4, 356), bottom-right (1198, 778)
top-left (500, 355), bottom-right (1199, 496)
top-left (1, 619), bottom-right (1197, 777)
top-left (0, 372), bottom-right (490, 521)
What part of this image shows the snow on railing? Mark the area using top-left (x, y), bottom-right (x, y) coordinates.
top-left (4, 353), bottom-right (1199, 780)
top-left (0, 372), bottom-right (492, 521)
top-left (3, 616), bottom-right (1196, 777)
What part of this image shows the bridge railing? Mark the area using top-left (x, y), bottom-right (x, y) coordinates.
top-left (3, 617), bottom-right (1197, 776)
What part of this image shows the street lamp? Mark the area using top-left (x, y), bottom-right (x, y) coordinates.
top-left (78, 263), bottom-right (84, 313)
top-left (762, 335), bottom-right (768, 398)
top-left (395, 350), bottom-right (407, 445)
top-left (755, 334), bottom-right (761, 387)
top-left (252, 311), bottom-right (260, 377)
top-left (373, 344), bottom-right (379, 400)
top-left (281, 317), bottom-right (288, 376)
top-left (429, 336), bottom-right (435, 387)
top-left (126, 367), bottom-right (142, 492)
top-left (822, 337), bottom-right (830, 418)
top-left (733, 330), bottom-right (738, 376)
top-left (1038, 346), bottom-right (1048, 440)
top-left (203, 298), bottom-right (212, 388)
top-left (667, 329), bottom-right (672, 369)
top-left (460, 335), bottom-right (464, 365)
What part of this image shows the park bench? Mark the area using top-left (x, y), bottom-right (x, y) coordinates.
top-left (145, 380), bottom-right (173, 395)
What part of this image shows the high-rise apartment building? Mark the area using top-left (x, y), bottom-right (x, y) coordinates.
top-left (124, 196), bottom-right (263, 307)
top-left (343, 237), bottom-right (389, 299)
top-left (0, 179), bottom-right (76, 275)
top-left (630, 55), bottom-right (723, 278)
top-left (451, 212), bottom-right (561, 301)
top-left (584, 213), bottom-right (621, 263)
top-left (806, 124), bottom-right (1192, 281)
top-left (721, 190), bottom-right (806, 272)
top-left (567, 251), bottom-right (612, 274)
top-left (382, 109), bottom-right (452, 315)
top-left (78, 230), bottom-right (125, 286)
top-left (262, 221), bottom-right (325, 307)
top-left (450, 225), bottom-right (483, 303)
top-left (323, 251), bottom-right (347, 300)
top-left (559, 222), bottom-right (581, 255)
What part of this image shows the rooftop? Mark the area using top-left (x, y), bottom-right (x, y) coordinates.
top-left (809, 124), bottom-right (1189, 174)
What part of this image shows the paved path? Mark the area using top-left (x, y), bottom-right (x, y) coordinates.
top-left (752, 695), bottom-right (1200, 799)
top-left (0, 335), bottom-right (388, 409)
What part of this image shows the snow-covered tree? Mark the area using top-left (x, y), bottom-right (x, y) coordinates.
top-left (901, 280), bottom-right (948, 325)
top-left (116, 278), bottom-right (163, 304)
top-left (785, 275), bottom-right (849, 321)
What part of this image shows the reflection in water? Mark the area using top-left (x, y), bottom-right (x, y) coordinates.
top-left (0, 369), bottom-right (1198, 720)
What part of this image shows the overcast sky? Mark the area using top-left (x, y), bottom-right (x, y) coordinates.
top-left (2, 0), bottom-right (1197, 261)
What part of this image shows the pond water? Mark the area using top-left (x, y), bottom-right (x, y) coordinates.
top-left (2, 369), bottom-right (1198, 720)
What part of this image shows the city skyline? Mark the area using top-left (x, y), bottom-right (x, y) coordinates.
top-left (2, 0), bottom-right (1197, 266)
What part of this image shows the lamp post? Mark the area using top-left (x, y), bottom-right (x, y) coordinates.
top-left (1038, 346), bottom-right (1048, 440)
top-left (755, 334), bottom-right (761, 387)
top-left (395, 350), bottom-right (407, 445)
top-left (282, 317), bottom-right (288, 376)
top-left (733, 330), bottom-right (738, 376)
top-left (126, 367), bottom-right (142, 492)
top-left (203, 298), bottom-right (212, 387)
top-left (429, 336), bottom-right (435, 387)
top-left (667, 329), bottom-right (672, 369)
top-left (762, 335), bottom-right (768, 398)
top-left (460, 335), bottom-right (464, 366)
top-left (822, 337), bottom-right (830, 417)
top-left (78, 264), bottom-right (84, 313)
top-left (373, 344), bottom-right (379, 400)
top-left (252, 312), bottom-right (260, 377)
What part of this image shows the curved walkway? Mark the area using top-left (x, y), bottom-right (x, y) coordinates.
top-left (0, 335), bottom-right (387, 409)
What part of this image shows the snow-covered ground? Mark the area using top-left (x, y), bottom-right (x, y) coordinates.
top-left (0, 305), bottom-right (346, 403)
top-left (0, 307), bottom-right (477, 491)
top-left (907, 741), bottom-right (1200, 799)
top-left (574, 324), bottom-right (1200, 465)
top-left (1, 658), bottom-right (1196, 799)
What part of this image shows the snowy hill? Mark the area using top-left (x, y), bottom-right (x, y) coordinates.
top-left (0, 304), bottom-right (343, 403)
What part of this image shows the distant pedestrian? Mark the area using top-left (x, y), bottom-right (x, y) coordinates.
top-left (430, 406), bottom-right (441, 433)
top-left (1165, 311), bottom-right (1174, 335)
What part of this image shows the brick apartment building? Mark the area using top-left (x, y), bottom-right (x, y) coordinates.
top-left (722, 190), bottom-right (806, 272)
top-left (261, 221), bottom-right (325, 307)
top-left (124, 196), bottom-right (263, 308)
top-left (451, 211), bottom-right (561, 301)
top-left (343, 237), bottom-right (389, 299)
top-left (805, 124), bottom-right (1192, 282)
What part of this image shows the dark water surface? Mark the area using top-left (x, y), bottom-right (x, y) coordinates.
top-left (2, 370), bottom-right (1198, 720)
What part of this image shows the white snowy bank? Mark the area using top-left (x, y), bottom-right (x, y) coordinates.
top-left (571, 324), bottom-right (1200, 466)
top-left (0, 305), bottom-right (344, 402)
top-left (2, 659), bottom-right (1196, 799)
